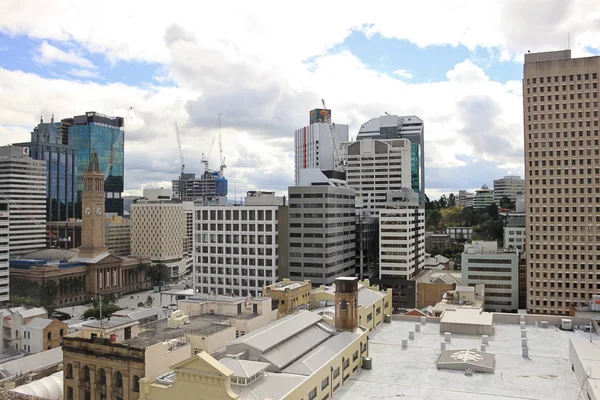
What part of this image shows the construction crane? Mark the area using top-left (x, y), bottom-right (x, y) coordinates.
top-left (218, 113), bottom-right (226, 176)
top-left (202, 114), bottom-right (226, 176)
top-left (105, 107), bottom-right (133, 179)
top-left (321, 99), bottom-right (344, 171)
top-left (175, 122), bottom-right (185, 176)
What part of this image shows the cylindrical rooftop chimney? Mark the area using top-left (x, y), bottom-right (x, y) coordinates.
top-left (335, 277), bottom-right (359, 331)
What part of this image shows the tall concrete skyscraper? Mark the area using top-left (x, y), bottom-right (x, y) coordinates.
top-left (0, 146), bottom-right (47, 256)
top-left (356, 115), bottom-right (424, 206)
top-left (523, 49), bottom-right (600, 315)
top-left (0, 201), bottom-right (8, 302)
top-left (294, 109), bottom-right (348, 185)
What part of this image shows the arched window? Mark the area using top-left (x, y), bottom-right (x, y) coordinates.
top-left (98, 368), bottom-right (106, 385)
top-left (133, 375), bottom-right (140, 392)
top-left (83, 366), bottom-right (90, 382)
top-left (115, 371), bottom-right (123, 388)
top-left (66, 364), bottom-right (73, 379)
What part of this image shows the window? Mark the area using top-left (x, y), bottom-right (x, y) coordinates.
top-left (115, 371), bottom-right (123, 388)
top-left (322, 376), bottom-right (329, 390)
top-left (66, 386), bottom-right (73, 400)
top-left (308, 387), bottom-right (317, 400)
top-left (133, 375), bottom-right (140, 392)
top-left (343, 358), bottom-right (350, 370)
top-left (353, 351), bottom-right (359, 361)
top-left (60, 329), bottom-right (64, 337)
top-left (332, 367), bottom-right (340, 379)
top-left (47, 332), bottom-right (51, 341)
top-left (66, 364), bottom-right (73, 379)
top-left (99, 368), bottom-right (106, 385)
top-left (84, 390), bottom-right (90, 400)
top-left (83, 366), bottom-right (90, 382)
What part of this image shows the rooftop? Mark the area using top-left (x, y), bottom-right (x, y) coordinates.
top-left (0, 347), bottom-right (63, 376)
top-left (18, 248), bottom-right (77, 261)
top-left (335, 318), bottom-right (586, 399)
top-left (24, 318), bottom-right (54, 329)
top-left (125, 314), bottom-right (231, 348)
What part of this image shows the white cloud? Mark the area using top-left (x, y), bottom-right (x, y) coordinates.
top-left (392, 69), bottom-right (413, 79)
top-left (67, 68), bottom-right (100, 78)
top-left (35, 41), bottom-right (95, 69)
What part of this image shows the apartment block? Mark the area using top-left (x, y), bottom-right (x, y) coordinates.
top-left (493, 175), bottom-right (525, 205)
top-left (458, 190), bottom-right (474, 207)
top-left (131, 196), bottom-right (186, 278)
top-left (0, 146), bottom-right (47, 256)
top-left (342, 138), bottom-right (412, 214)
top-left (524, 49), bottom-right (600, 314)
top-left (462, 241), bottom-right (519, 312)
top-left (288, 175), bottom-right (355, 287)
top-left (192, 192), bottom-right (288, 297)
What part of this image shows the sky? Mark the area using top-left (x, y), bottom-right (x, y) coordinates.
top-left (1, 1), bottom-right (600, 200)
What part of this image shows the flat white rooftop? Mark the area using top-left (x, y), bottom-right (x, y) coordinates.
top-left (336, 318), bottom-right (586, 399)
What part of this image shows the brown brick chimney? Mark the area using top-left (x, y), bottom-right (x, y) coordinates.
top-left (335, 277), bottom-right (359, 331)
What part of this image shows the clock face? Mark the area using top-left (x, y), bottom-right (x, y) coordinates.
top-left (96, 208), bottom-right (103, 216)
top-left (85, 207), bottom-right (91, 216)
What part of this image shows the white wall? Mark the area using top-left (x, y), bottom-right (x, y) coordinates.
top-left (21, 326), bottom-right (43, 354)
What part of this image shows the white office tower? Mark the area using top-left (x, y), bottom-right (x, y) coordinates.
top-left (342, 138), bottom-right (412, 215)
top-left (183, 201), bottom-right (194, 275)
top-left (0, 201), bottom-right (8, 302)
top-left (294, 108), bottom-right (349, 185)
top-left (378, 190), bottom-right (425, 281)
top-left (0, 146), bottom-right (46, 256)
top-left (193, 192), bottom-right (288, 297)
top-left (131, 191), bottom-right (187, 279)
top-left (493, 176), bottom-right (525, 205)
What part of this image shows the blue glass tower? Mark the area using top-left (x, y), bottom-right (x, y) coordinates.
top-left (68, 112), bottom-right (125, 217)
top-left (410, 143), bottom-right (421, 204)
top-left (15, 116), bottom-right (78, 221)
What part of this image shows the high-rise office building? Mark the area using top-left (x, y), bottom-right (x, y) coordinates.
top-left (172, 171), bottom-right (228, 202)
top-left (0, 146), bottom-right (47, 256)
top-left (342, 138), bottom-right (412, 214)
top-left (67, 112), bottom-right (125, 217)
top-left (15, 116), bottom-right (78, 222)
top-left (356, 115), bottom-right (424, 205)
top-left (192, 192), bottom-right (288, 297)
top-left (493, 175), bottom-right (525, 205)
top-left (294, 109), bottom-right (349, 185)
top-left (524, 49), bottom-right (600, 314)
top-left (0, 201), bottom-right (8, 302)
top-left (131, 193), bottom-right (186, 279)
top-left (473, 184), bottom-right (494, 209)
top-left (458, 190), bottom-right (474, 207)
top-left (288, 169), bottom-right (355, 287)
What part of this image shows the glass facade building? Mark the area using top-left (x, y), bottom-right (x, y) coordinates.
top-left (68, 112), bottom-right (125, 216)
top-left (411, 143), bottom-right (421, 204)
top-left (16, 118), bottom-right (78, 221)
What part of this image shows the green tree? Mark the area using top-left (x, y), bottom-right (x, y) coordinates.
top-left (486, 203), bottom-right (500, 220)
top-left (439, 195), bottom-right (448, 208)
top-left (426, 209), bottom-right (442, 231)
top-left (145, 295), bottom-right (154, 307)
top-left (448, 193), bottom-right (456, 207)
top-left (83, 303), bottom-right (122, 320)
top-left (499, 195), bottom-right (515, 210)
top-left (147, 263), bottom-right (171, 286)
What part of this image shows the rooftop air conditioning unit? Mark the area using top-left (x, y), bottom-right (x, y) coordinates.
top-left (561, 318), bottom-right (572, 331)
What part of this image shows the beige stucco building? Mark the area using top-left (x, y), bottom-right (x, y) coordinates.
top-left (523, 50), bottom-right (600, 315)
top-left (105, 216), bottom-right (131, 257)
top-left (131, 196), bottom-right (186, 279)
top-left (139, 278), bottom-right (371, 400)
top-left (263, 279), bottom-right (311, 319)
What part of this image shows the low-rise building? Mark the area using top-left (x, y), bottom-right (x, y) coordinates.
top-left (461, 241), bottom-right (519, 312)
top-left (263, 279), bottom-right (311, 319)
top-left (431, 284), bottom-right (485, 317)
top-left (21, 318), bottom-right (67, 353)
top-left (425, 232), bottom-right (451, 252)
top-left (310, 278), bottom-right (392, 331)
top-left (415, 269), bottom-right (462, 309)
top-left (63, 311), bottom-right (236, 400)
top-left (139, 277), bottom-right (370, 400)
top-left (1, 307), bottom-right (47, 354)
top-left (444, 226), bottom-right (473, 242)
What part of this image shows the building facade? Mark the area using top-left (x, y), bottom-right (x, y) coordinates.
top-left (445, 226), bottom-right (473, 242)
top-left (288, 183), bottom-right (355, 287)
top-left (458, 190), bottom-right (474, 207)
top-left (0, 146), bottom-right (47, 257)
top-left (21, 317), bottom-right (67, 353)
top-left (356, 114), bottom-right (425, 206)
top-left (355, 212), bottom-right (378, 280)
top-left (461, 241), bottom-right (519, 312)
top-left (172, 171), bottom-right (228, 202)
top-left (131, 196), bottom-right (186, 278)
top-left (524, 50), bottom-right (600, 314)
top-left (473, 185), bottom-right (494, 209)
top-left (193, 192), bottom-right (287, 297)
top-left (0, 201), bottom-right (8, 302)
top-left (342, 138), bottom-right (412, 214)
top-left (493, 175), bottom-right (525, 205)
top-left (263, 279), bottom-right (312, 319)
top-left (67, 112), bottom-right (125, 217)
top-left (15, 116), bottom-right (78, 222)
top-left (106, 216), bottom-right (131, 257)
top-left (294, 109), bottom-right (349, 185)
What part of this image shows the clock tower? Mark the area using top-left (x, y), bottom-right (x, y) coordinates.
top-left (78, 151), bottom-right (108, 259)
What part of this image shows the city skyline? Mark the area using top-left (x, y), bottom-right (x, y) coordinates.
top-left (1, 2), bottom-right (600, 200)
